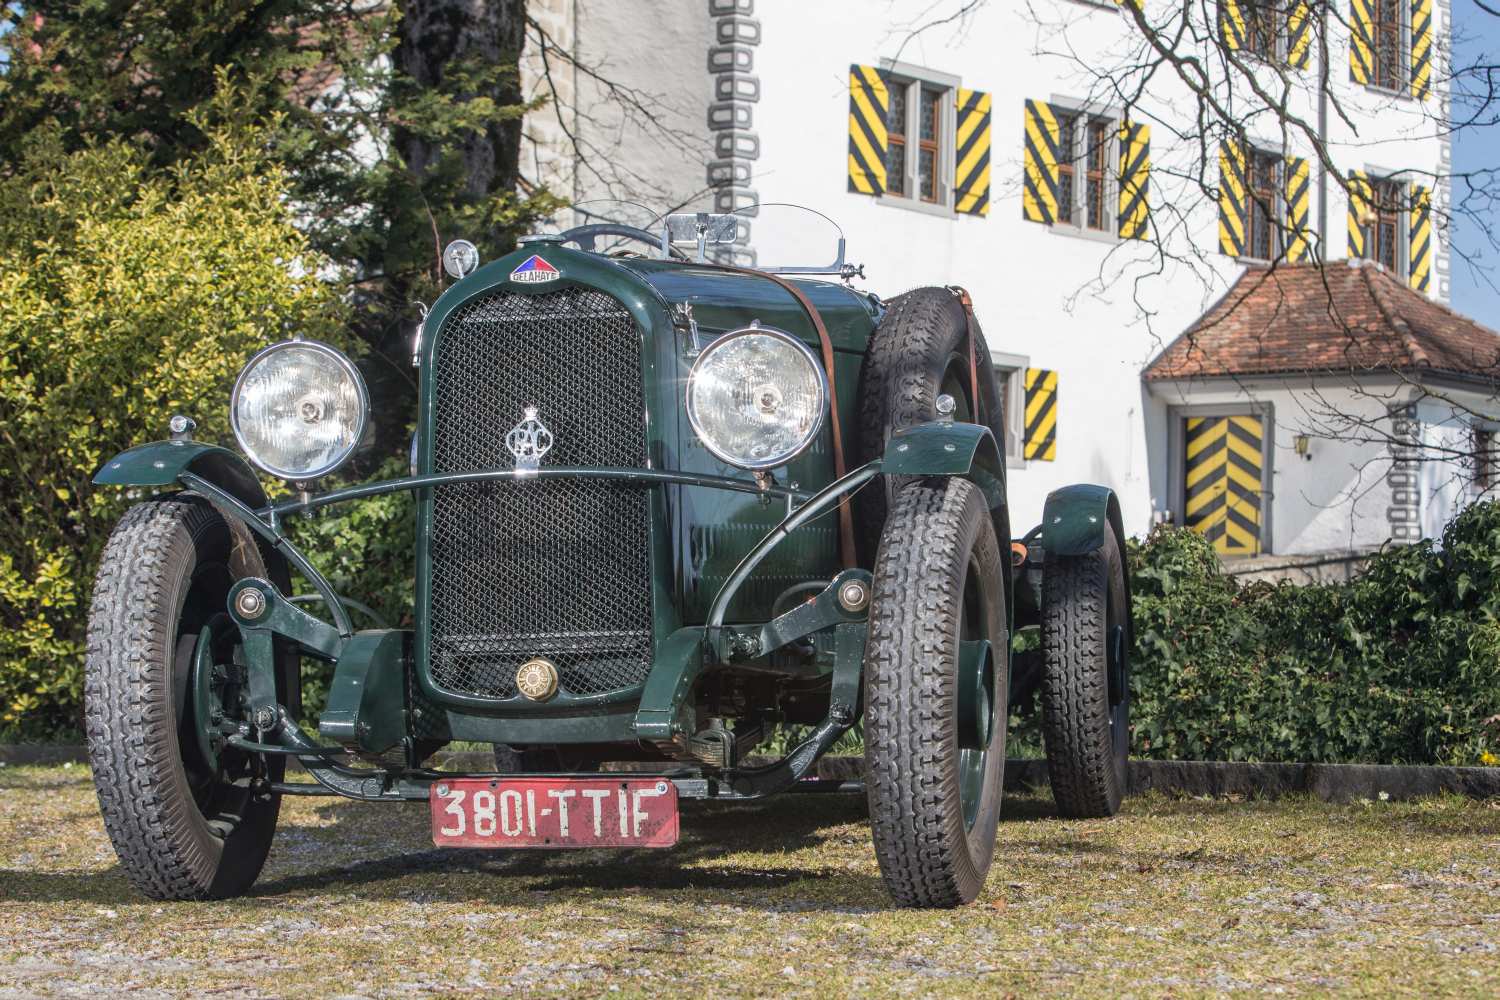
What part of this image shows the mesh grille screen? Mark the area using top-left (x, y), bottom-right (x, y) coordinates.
top-left (428, 286), bottom-right (653, 699)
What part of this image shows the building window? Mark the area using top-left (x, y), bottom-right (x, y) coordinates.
top-left (887, 85), bottom-right (908, 198)
top-left (883, 72), bottom-right (953, 208)
top-left (1056, 111), bottom-right (1078, 225)
top-left (1371, 178), bottom-right (1403, 272)
top-left (1051, 110), bottom-right (1116, 233)
top-left (1244, 1), bottom-right (1281, 60)
top-left (1246, 149), bottom-right (1282, 261)
top-left (1474, 427), bottom-right (1496, 493)
top-left (1355, 176), bottom-right (1409, 277)
top-left (917, 87), bottom-right (942, 203)
top-left (990, 352), bottom-right (1030, 463)
top-left (1084, 118), bottom-right (1110, 231)
top-left (1373, 0), bottom-right (1406, 91)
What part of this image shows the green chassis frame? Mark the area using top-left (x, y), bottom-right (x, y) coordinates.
top-left (97, 416), bottom-right (1125, 805)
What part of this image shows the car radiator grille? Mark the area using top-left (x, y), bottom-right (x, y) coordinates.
top-left (427, 286), bottom-right (653, 700)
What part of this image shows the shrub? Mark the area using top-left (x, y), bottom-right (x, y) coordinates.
top-left (0, 123), bottom-right (346, 739)
top-left (1127, 507), bottom-right (1500, 766)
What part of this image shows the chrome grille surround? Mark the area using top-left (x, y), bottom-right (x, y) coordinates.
top-left (426, 286), bottom-right (653, 700)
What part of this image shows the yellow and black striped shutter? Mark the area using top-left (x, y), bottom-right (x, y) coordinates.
top-left (1219, 0), bottom-right (1246, 50)
top-left (1350, 0), bottom-right (1374, 84)
top-left (1218, 141), bottom-right (1248, 257)
top-left (1022, 100), bottom-right (1062, 224)
top-left (1409, 184), bottom-right (1432, 292)
top-left (1347, 169), bottom-right (1372, 258)
top-left (848, 64), bottom-right (889, 196)
top-left (954, 88), bottom-right (991, 217)
top-left (1117, 121), bottom-right (1150, 240)
top-left (1284, 156), bottom-right (1311, 262)
top-left (1411, 0), bottom-right (1434, 99)
top-left (1023, 368), bottom-right (1057, 462)
top-left (1185, 415), bottom-right (1263, 556)
top-left (1287, 1), bottom-right (1314, 68)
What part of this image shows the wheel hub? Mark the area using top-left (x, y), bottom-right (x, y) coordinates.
top-left (957, 639), bottom-right (995, 751)
top-left (1107, 624), bottom-right (1127, 708)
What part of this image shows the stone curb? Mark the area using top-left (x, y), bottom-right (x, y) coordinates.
top-left (7, 746), bottom-right (1497, 801)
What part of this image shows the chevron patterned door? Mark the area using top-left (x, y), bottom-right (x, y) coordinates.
top-left (1184, 414), bottom-right (1264, 555)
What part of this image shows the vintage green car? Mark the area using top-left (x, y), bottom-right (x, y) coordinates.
top-left (86, 208), bottom-right (1131, 908)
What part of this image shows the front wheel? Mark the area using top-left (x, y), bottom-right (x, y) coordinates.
top-left (85, 496), bottom-right (292, 900)
top-left (863, 479), bottom-right (1008, 908)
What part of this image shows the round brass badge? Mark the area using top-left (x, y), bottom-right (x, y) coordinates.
top-left (515, 658), bottom-right (560, 701)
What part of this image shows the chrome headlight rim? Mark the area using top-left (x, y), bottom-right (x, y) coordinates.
top-left (685, 325), bottom-right (829, 472)
top-left (230, 339), bottom-right (369, 482)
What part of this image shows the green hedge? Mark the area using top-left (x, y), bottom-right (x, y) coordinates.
top-left (1125, 504), bottom-right (1500, 766)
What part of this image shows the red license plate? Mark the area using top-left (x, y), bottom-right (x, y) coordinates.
top-left (431, 777), bottom-right (679, 849)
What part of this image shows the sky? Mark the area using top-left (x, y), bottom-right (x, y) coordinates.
top-left (1450, 3), bottom-right (1500, 330)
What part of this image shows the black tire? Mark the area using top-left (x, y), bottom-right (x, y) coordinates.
top-left (85, 496), bottom-right (292, 900)
top-left (1040, 528), bottom-right (1130, 818)
top-left (855, 287), bottom-right (1008, 561)
top-left (864, 479), bottom-right (1008, 908)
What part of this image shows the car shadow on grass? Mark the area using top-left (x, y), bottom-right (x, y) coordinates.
top-left (248, 792), bottom-right (889, 906)
top-left (0, 783), bottom-right (1063, 909)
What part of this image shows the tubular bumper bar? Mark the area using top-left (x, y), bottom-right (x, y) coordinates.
top-left (181, 463), bottom-right (857, 641)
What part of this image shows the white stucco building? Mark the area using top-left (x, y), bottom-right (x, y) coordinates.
top-left (520, 0), bottom-right (1499, 556)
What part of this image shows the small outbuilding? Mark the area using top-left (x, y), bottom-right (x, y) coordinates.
top-left (1144, 260), bottom-right (1500, 558)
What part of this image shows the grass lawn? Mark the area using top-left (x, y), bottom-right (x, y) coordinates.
top-left (1, 764), bottom-right (1496, 998)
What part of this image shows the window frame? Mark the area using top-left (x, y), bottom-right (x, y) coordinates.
top-left (1241, 0), bottom-right (1285, 63)
top-left (1472, 423), bottom-right (1498, 495)
top-left (1083, 117), bottom-right (1112, 232)
top-left (1242, 146), bottom-right (1285, 263)
top-left (916, 86), bottom-right (944, 204)
top-left (1356, 172), bottom-right (1411, 279)
top-left (1046, 98), bottom-right (1123, 242)
top-left (887, 85), bottom-right (909, 199)
top-left (1369, 177), bottom-right (1405, 274)
top-left (876, 60), bottom-right (958, 217)
top-left (989, 350), bottom-right (1031, 467)
top-left (1369, 0), bottom-right (1409, 94)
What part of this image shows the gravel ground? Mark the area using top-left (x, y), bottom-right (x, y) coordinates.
top-left (1, 763), bottom-right (1497, 998)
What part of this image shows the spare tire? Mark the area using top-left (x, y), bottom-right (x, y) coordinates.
top-left (855, 287), bottom-right (1009, 560)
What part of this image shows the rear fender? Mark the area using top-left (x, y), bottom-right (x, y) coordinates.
top-left (1040, 484), bottom-right (1133, 643)
top-left (94, 440), bottom-right (268, 510)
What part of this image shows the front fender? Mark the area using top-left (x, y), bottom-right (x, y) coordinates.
top-left (880, 419), bottom-right (1002, 479)
top-left (879, 420), bottom-right (1012, 632)
top-left (94, 440), bottom-right (268, 509)
top-left (880, 419), bottom-right (1009, 538)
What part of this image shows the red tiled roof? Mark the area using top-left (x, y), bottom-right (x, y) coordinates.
top-left (1143, 260), bottom-right (1500, 381)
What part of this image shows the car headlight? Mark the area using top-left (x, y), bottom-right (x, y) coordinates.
top-left (231, 340), bottom-right (368, 481)
top-left (685, 326), bottom-right (828, 470)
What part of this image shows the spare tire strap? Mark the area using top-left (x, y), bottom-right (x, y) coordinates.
top-left (949, 286), bottom-right (981, 421)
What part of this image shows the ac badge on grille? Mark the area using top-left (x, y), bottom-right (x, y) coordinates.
top-left (516, 658), bottom-right (560, 701)
top-left (505, 406), bottom-right (554, 473)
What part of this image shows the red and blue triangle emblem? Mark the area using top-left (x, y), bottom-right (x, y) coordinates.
top-left (510, 254), bottom-right (560, 284)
